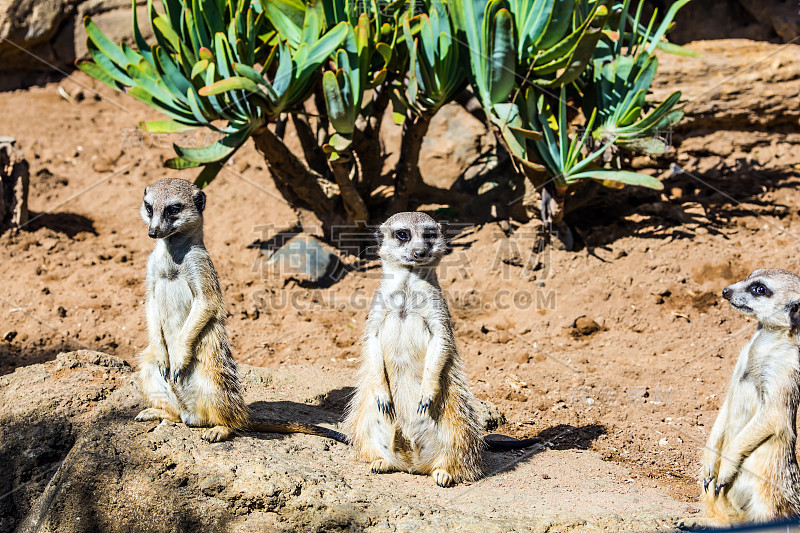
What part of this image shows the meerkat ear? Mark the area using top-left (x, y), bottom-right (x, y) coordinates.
top-left (438, 221), bottom-right (450, 240)
top-left (194, 190), bottom-right (206, 213)
top-left (789, 302), bottom-right (800, 328)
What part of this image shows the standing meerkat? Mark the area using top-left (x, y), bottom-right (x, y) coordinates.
top-left (344, 212), bottom-right (536, 487)
top-left (135, 178), bottom-right (346, 444)
top-left (702, 268), bottom-right (800, 523)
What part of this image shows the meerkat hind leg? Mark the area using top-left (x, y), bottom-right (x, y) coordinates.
top-left (135, 407), bottom-right (180, 423)
top-left (202, 425), bottom-right (235, 443)
top-left (431, 469), bottom-right (454, 488)
top-left (370, 459), bottom-right (397, 474)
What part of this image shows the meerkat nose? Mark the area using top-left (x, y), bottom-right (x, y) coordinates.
top-left (413, 249), bottom-right (426, 260)
top-left (722, 287), bottom-right (732, 300)
top-left (148, 228), bottom-right (158, 239)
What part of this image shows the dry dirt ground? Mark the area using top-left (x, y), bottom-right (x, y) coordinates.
top-left (1, 39), bottom-right (800, 531)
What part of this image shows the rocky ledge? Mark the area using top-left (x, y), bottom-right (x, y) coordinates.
top-left (1, 351), bottom-right (694, 532)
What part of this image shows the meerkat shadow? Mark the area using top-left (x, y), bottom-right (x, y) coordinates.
top-left (245, 387), bottom-right (354, 441)
top-left (482, 424), bottom-right (606, 478)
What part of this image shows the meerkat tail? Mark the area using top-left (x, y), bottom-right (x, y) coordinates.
top-left (484, 436), bottom-right (541, 451)
top-left (246, 419), bottom-right (350, 444)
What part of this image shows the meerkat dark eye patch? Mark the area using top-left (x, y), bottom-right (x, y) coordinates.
top-left (144, 202), bottom-right (153, 217)
top-left (166, 204), bottom-right (183, 217)
top-left (422, 228), bottom-right (438, 240)
top-left (789, 302), bottom-right (800, 328)
top-left (748, 282), bottom-right (772, 297)
top-left (394, 229), bottom-right (410, 242)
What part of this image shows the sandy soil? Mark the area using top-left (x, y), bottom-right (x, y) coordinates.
top-left (2, 39), bottom-right (800, 523)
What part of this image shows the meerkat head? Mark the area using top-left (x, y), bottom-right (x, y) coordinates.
top-left (141, 178), bottom-right (206, 239)
top-left (723, 269), bottom-right (800, 329)
top-left (376, 212), bottom-right (447, 267)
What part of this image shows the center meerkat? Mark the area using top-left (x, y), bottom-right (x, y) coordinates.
top-left (135, 178), bottom-right (346, 443)
top-left (344, 212), bottom-right (485, 487)
top-left (702, 268), bottom-right (800, 523)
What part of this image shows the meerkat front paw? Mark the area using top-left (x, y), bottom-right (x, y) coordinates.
top-left (370, 459), bottom-right (396, 474)
top-left (375, 391), bottom-right (393, 417)
top-left (169, 349), bottom-right (189, 383)
top-left (714, 461), bottom-right (738, 495)
top-left (156, 360), bottom-right (170, 381)
top-left (417, 393), bottom-right (434, 415)
top-left (431, 469), bottom-right (454, 487)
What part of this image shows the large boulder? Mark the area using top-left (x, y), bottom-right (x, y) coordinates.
top-left (1, 351), bottom-right (692, 532)
top-left (670, 0), bottom-right (799, 44)
top-left (0, 0), bottom-right (150, 89)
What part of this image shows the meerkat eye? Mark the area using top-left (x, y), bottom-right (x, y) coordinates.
top-left (144, 202), bottom-right (153, 217)
top-left (749, 282), bottom-right (771, 297)
top-left (394, 229), bottom-right (410, 242)
top-left (166, 204), bottom-right (183, 217)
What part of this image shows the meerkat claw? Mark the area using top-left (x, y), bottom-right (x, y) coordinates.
top-left (417, 397), bottom-right (432, 415)
top-left (158, 363), bottom-right (169, 381)
top-left (715, 483), bottom-right (724, 496)
top-left (172, 369), bottom-right (181, 383)
top-left (703, 476), bottom-right (712, 492)
top-left (376, 398), bottom-right (392, 416)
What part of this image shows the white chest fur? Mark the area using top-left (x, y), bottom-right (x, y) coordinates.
top-left (147, 240), bottom-right (194, 353)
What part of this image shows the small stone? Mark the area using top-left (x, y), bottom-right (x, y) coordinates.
top-left (572, 316), bottom-right (600, 336)
top-left (57, 306), bottom-right (67, 318)
top-left (3, 331), bottom-right (17, 342)
top-left (473, 399), bottom-right (506, 431)
top-left (265, 234), bottom-right (344, 287)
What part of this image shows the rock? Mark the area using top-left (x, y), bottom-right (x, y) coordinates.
top-left (0, 0), bottom-right (82, 75)
top-left (0, 0), bottom-right (151, 89)
top-left (572, 316), bottom-right (600, 336)
top-left (2, 351), bottom-right (693, 531)
top-left (474, 399), bottom-right (506, 431)
top-left (0, 137), bottom-right (29, 233)
top-left (264, 234), bottom-right (346, 287)
top-left (670, 0), bottom-right (799, 44)
top-left (3, 330), bottom-right (18, 341)
top-left (653, 40), bottom-right (800, 134)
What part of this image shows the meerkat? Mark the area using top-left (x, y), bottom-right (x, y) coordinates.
top-left (701, 268), bottom-right (800, 523)
top-left (344, 212), bottom-right (537, 487)
top-left (135, 178), bottom-right (346, 444)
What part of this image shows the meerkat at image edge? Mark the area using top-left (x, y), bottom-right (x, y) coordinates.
top-left (702, 269), bottom-right (800, 523)
top-left (135, 178), bottom-right (346, 443)
top-left (344, 212), bottom-right (537, 487)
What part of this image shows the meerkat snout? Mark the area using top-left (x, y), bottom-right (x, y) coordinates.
top-left (141, 178), bottom-right (206, 240)
top-left (722, 269), bottom-right (800, 328)
top-left (377, 212), bottom-right (447, 267)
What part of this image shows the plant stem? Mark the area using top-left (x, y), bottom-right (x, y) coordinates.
top-left (252, 126), bottom-right (344, 233)
top-left (389, 113), bottom-right (432, 214)
top-left (292, 111), bottom-right (331, 180)
top-left (330, 158), bottom-right (369, 224)
top-left (352, 86), bottom-right (391, 196)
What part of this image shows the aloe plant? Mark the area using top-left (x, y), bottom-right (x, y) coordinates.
top-left (77, 0), bottom-right (692, 247)
top-left (525, 86), bottom-right (663, 190)
top-left (582, 0), bottom-right (690, 155)
top-left (387, 0), bottom-right (469, 212)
